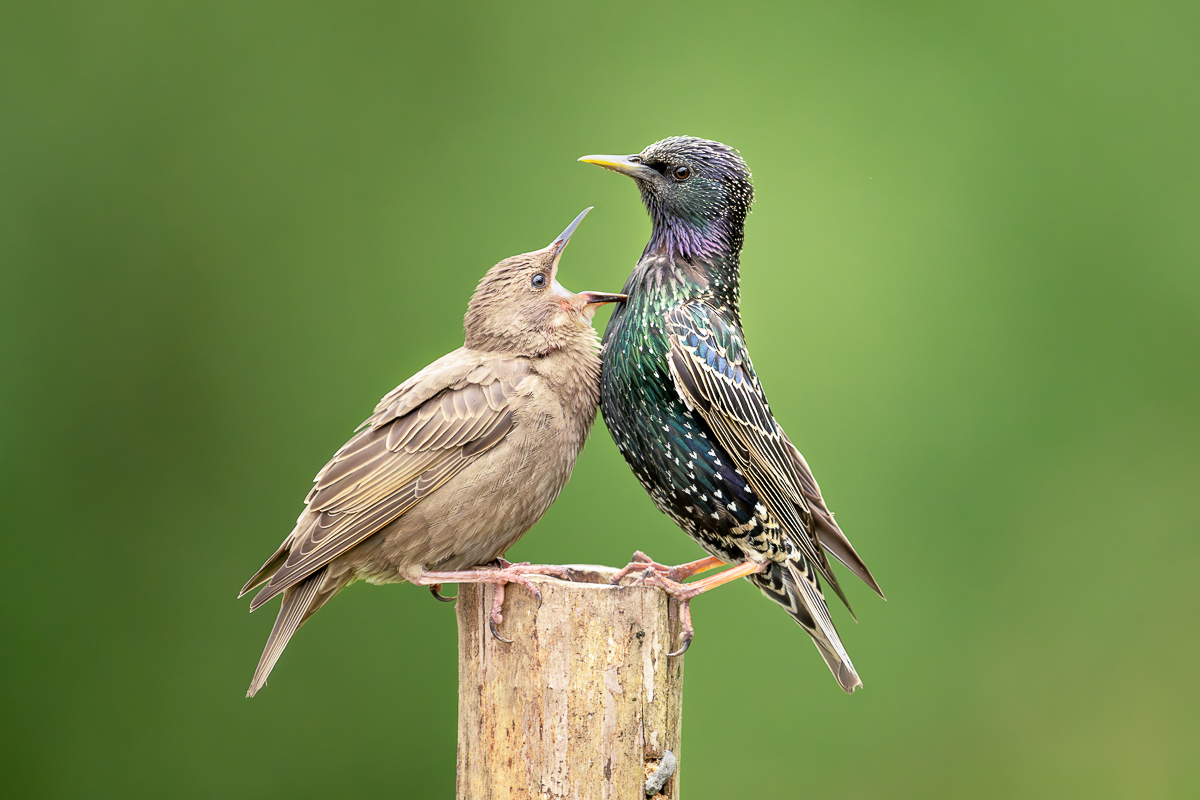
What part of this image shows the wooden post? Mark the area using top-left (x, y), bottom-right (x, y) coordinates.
top-left (455, 566), bottom-right (685, 800)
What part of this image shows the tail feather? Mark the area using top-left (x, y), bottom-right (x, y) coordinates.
top-left (785, 438), bottom-right (885, 600)
top-left (752, 557), bottom-right (862, 693)
top-left (813, 638), bottom-right (862, 694)
top-left (246, 569), bottom-right (325, 697)
top-left (239, 540), bottom-right (289, 598)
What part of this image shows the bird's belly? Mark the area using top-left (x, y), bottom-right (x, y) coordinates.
top-left (347, 431), bottom-right (580, 582)
top-left (601, 355), bottom-right (769, 565)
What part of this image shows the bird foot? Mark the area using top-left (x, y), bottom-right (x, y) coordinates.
top-left (429, 584), bottom-right (457, 602)
top-left (481, 563), bottom-right (571, 641)
top-left (416, 562), bottom-right (571, 642)
top-left (488, 582), bottom-right (512, 643)
top-left (628, 568), bottom-right (697, 656)
top-left (610, 551), bottom-right (726, 585)
top-left (484, 562), bottom-right (571, 611)
top-left (634, 567), bottom-right (700, 602)
top-left (671, 602), bottom-right (694, 657)
top-left (631, 560), bottom-right (767, 656)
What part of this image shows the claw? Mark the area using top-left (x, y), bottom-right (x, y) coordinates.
top-left (623, 566), bottom-right (660, 589)
top-left (667, 631), bottom-right (692, 658)
top-left (487, 582), bottom-right (512, 643)
top-left (429, 584), bottom-right (456, 603)
top-left (415, 562), bottom-right (569, 644)
top-left (610, 551), bottom-right (655, 584)
top-left (611, 551), bottom-right (724, 585)
top-left (489, 617), bottom-right (512, 643)
top-left (666, 595), bottom-right (696, 658)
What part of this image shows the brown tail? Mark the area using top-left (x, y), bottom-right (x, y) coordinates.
top-left (246, 569), bottom-right (328, 697)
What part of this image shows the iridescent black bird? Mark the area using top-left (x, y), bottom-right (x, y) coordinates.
top-left (579, 137), bottom-right (883, 692)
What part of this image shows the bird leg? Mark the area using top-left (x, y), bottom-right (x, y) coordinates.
top-left (488, 581), bottom-right (511, 642)
top-left (414, 562), bottom-right (571, 642)
top-left (610, 551), bottom-right (726, 585)
top-left (637, 560), bottom-right (766, 656)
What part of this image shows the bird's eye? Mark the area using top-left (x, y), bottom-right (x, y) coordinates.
top-left (673, 165), bottom-right (691, 181)
top-left (531, 273), bottom-right (547, 289)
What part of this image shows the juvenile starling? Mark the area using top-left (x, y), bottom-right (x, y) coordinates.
top-left (239, 208), bottom-right (625, 697)
top-left (579, 138), bottom-right (883, 692)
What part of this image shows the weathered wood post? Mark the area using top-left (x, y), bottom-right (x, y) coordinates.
top-left (455, 566), bottom-right (685, 799)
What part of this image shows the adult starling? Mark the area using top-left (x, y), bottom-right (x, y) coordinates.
top-left (239, 208), bottom-right (625, 697)
top-left (579, 138), bottom-right (883, 692)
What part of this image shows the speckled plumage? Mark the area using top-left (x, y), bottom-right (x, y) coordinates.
top-left (582, 137), bottom-right (883, 692)
top-left (239, 210), bottom-right (624, 696)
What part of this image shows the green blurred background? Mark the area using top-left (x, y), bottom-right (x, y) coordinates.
top-left (3, 1), bottom-right (1198, 797)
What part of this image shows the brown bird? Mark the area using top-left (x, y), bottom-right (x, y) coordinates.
top-left (240, 208), bottom-right (625, 697)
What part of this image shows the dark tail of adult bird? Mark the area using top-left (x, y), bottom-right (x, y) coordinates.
top-left (751, 556), bottom-right (861, 693)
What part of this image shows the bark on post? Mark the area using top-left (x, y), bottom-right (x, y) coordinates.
top-left (455, 566), bottom-right (685, 800)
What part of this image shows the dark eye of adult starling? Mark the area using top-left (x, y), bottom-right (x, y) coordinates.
top-left (531, 273), bottom-right (547, 289)
top-left (673, 165), bottom-right (691, 181)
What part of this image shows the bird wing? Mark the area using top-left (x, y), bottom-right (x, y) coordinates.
top-left (783, 437), bottom-right (883, 598)
top-left (246, 352), bottom-right (531, 610)
top-left (663, 302), bottom-right (877, 606)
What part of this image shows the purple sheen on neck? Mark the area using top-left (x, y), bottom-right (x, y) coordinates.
top-left (647, 213), bottom-right (736, 263)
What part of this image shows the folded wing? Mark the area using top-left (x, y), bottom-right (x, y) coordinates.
top-left (243, 352), bottom-right (531, 609)
top-left (663, 303), bottom-right (882, 606)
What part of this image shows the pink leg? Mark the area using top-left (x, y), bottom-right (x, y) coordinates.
top-left (487, 582), bottom-right (509, 642)
top-left (638, 560), bottom-right (766, 656)
top-left (610, 551), bottom-right (727, 585)
top-left (414, 561), bottom-right (571, 641)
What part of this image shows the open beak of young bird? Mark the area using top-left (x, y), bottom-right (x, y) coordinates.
top-left (556, 287), bottom-right (626, 323)
top-left (546, 206), bottom-right (591, 268)
top-left (577, 153), bottom-right (659, 181)
top-left (543, 207), bottom-right (626, 322)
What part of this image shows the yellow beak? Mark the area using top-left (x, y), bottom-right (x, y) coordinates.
top-left (577, 154), bottom-right (659, 180)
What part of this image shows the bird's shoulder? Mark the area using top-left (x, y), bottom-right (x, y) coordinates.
top-left (662, 301), bottom-right (767, 417)
top-left (309, 352), bottom-right (530, 508)
top-left (362, 347), bottom-right (534, 433)
top-left (300, 349), bottom-right (534, 516)
top-left (247, 351), bottom-right (533, 607)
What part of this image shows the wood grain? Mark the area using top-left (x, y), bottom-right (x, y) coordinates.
top-left (456, 566), bottom-right (685, 799)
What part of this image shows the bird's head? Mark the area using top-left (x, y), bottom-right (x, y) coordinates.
top-left (464, 208), bottom-right (626, 356)
top-left (579, 136), bottom-right (754, 260)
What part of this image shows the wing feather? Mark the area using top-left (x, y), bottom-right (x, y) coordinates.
top-left (785, 438), bottom-right (884, 598)
top-left (247, 354), bottom-right (528, 610)
top-left (665, 303), bottom-right (878, 605)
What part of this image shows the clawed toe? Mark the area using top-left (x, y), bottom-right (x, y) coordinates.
top-left (668, 601), bottom-right (695, 657)
top-left (667, 630), bottom-right (693, 658)
top-left (612, 552), bottom-right (726, 585)
top-left (488, 616), bottom-right (513, 643)
top-left (610, 551), bottom-right (658, 584)
top-left (635, 566), bottom-right (686, 595)
top-left (415, 561), bottom-right (576, 644)
top-left (480, 566), bottom-right (557, 642)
